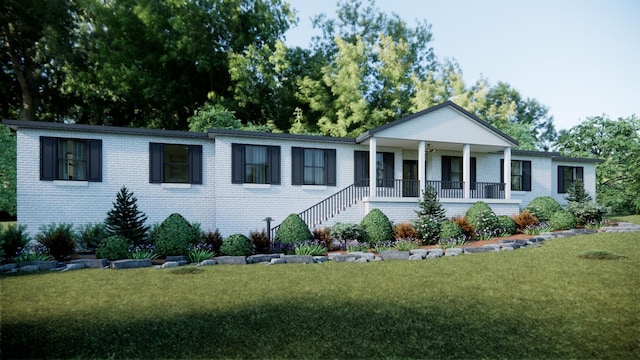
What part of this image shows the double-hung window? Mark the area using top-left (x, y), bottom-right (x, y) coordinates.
top-left (441, 156), bottom-right (476, 189)
top-left (500, 159), bottom-right (532, 191)
top-left (149, 143), bottom-right (202, 184)
top-left (292, 147), bottom-right (336, 186)
top-left (40, 137), bottom-right (102, 181)
top-left (353, 151), bottom-right (394, 188)
top-left (558, 166), bottom-right (583, 193)
top-left (232, 143), bottom-right (280, 184)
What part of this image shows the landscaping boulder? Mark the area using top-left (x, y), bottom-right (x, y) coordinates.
top-left (0, 263), bottom-right (17, 271)
top-left (22, 260), bottom-right (60, 270)
top-left (70, 259), bottom-right (109, 268)
top-left (463, 247), bottom-right (497, 254)
top-left (247, 254), bottom-right (281, 264)
top-left (444, 248), bottom-right (463, 256)
top-left (379, 250), bottom-right (410, 260)
top-left (111, 259), bottom-right (153, 269)
top-left (61, 263), bottom-right (85, 272)
top-left (410, 249), bottom-right (429, 258)
top-left (19, 265), bottom-right (40, 272)
top-left (427, 249), bottom-right (444, 257)
top-left (409, 253), bottom-right (423, 261)
top-left (215, 256), bottom-right (247, 265)
top-left (200, 260), bottom-right (217, 266)
top-left (283, 255), bottom-right (314, 264)
top-left (268, 258), bottom-right (286, 265)
top-left (162, 261), bottom-right (179, 268)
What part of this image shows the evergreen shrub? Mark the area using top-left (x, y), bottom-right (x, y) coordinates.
top-left (465, 201), bottom-right (500, 239)
top-left (496, 215), bottom-right (517, 236)
top-left (152, 213), bottom-right (200, 256)
top-left (439, 221), bottom-right (464, 241)
top-left (1, 224), bottom-right (29, 261)
top-left (567, 202), bottom-right (607, 226)
top-left (96, 235), bottom-right (131, 261)
top-left (35, 223), bottom-right (76, 261)
top-left (220, 234), bottom-right (253, 256)
top-left (414, 185), bottom-right (447, 244)
top-left (360, 209), bottom-right (394, 246)
top-left (77, 222), bottom-right (108, 252)
top-left (550, 209), bottom-right (577, 230)
top-left (274, 214), bottom-right (311, 245)
top-left (525, 196), bottom-right (562, 223)
top-left (104, 186), bottom-right (149, 245)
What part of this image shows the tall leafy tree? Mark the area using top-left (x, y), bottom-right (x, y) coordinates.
top-left (555, 115), bottom-right (640, 214)
top-left (0, 125), bottom-right (16, 216)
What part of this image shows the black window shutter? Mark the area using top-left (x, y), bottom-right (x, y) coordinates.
top-left (87, 140), bottom-right (102, 182)
top-left (40, 137), bottom-right (57, 181)
top-left (189, 145), bottom-right (203, 184)
top-left (354, 151), bottom-right (368, 185)
top-left (500, 159), bottom-right (505, 191)
top-left (231, 143), bottom-right (244, 184)
top-left (149, 143), bottom-right (164, 183)
top-left (326, 149), bottom-right (336, 186)
top-left (269, 146), bottom-right (281, 185)
top-left (442, 156), bottom-right (451, 189)
top-left (383, 152), bottom-right (394, 188)
top-left (577, 167), bottom-right (584, 181)
top-left (522, 161), bottom-right (532, 191)
top-left (291, 147), bottom-right (303, 185)
top-left (558, 166), bottom-right (566, 193)
top-left (470, 157), bottom-right (477, 190)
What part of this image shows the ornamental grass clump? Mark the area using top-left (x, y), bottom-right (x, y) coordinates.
top-left (35, 223), bottom-right (76, 261)
top-left (220, 234), bottom-right (252, 256)
top-left (522, 222), bottom-right (554, 235)
top-left (128, 244), bottom-right (159, 260)
top-left (360, 209), bottom-right (394, 246)
top-left (394, 239), bottom-right (419, 251)
top-left (13, 244), bottom-right (53, 262)
top-left (274, 214), bottom-right (311, 245)
top-left (188, 243), bottom-right (216, 263)
top-left (0, 224), bottom-right (29, 262)
top-left (152, 213), bottom-right (200, 256)
top-left (294, 240), bottom-right (327, 256)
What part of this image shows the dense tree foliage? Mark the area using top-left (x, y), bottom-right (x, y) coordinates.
top-left (0, 125), bottom-right (16, 216)
top-left (555, 115), bottom-right (640, 214)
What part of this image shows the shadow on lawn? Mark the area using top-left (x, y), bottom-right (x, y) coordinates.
top-left (3, 300), bottom-right (571, 359)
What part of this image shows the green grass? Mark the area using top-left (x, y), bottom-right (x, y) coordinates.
top-left (2, 232), bottom-right (639, 359)
top-left (610, 214), bottom-right (640, 225)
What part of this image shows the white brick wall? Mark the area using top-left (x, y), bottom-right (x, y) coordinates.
top-left (16, 129), bottom-right (215, 237)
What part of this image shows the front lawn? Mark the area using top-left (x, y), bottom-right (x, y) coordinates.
top-left (610, 214), bottom-right (640, 225)
top-left (2, 232), bottom-right (639, 359)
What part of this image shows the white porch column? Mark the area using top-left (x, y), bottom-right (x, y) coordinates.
top-left (463, 144), bottom-right (471, 199)
top-left (369, 138), bottom-right (377, 197)
top-left (504, 147), bottom-right (512, 200)
top-left (418, 141), bottom-right (426, 193)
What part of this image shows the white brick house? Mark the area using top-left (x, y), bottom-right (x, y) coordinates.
top-left (3, 102), bottom-right (598, 237)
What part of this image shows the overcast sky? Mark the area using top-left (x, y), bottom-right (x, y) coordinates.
top-left (283, 0), bottom-right (639, 131)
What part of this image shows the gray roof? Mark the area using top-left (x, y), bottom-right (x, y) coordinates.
top-left (207, 128), bottom-right (355, 143)
top-left (512, 149), bottom-right (603, 163)
top-left (2, 120), bottom-right (208, 139)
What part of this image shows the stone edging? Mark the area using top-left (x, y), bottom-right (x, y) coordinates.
top-left (2, 223), bottom-right (638, 273)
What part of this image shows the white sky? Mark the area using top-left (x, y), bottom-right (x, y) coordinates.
top-left (283, 0), bottom-right (640, 130)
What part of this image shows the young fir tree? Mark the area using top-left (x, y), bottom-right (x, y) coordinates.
top-left (414, 185), bottom-right (447, 244)
top-left (104, 186), bottom-right (149, 245)
top-left (565, 179), bottom-right (592, 203)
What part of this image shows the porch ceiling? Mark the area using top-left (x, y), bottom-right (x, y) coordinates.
top-left (359, 137), bottom-right (508, 153)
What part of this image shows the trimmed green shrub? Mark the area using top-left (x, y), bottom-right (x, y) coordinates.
top-left (567, 201), bottom-right (607, 226)
top-left (77, 222), bottom-right (108, 252)
top-left (415, 217), bottom-right (440, 245)
top-left (465, 201), bottom-right (500, 240)
top-left (550, 209), bottom-right (577, 230)
top-left (152, 214), bottom-right (200, 256)
top-left (496, 215), bottom-right (517, 236)
top-left (35, 223), bottom-right (76, 261)
top-left (439, 221), bottom-right (464, 241)
top-left (1, 224), bottom-right (29, 261)
top-left (525, 196), bottom-right (562, 223)
top-left (327, 222), bottom-right (365, 242)
top-left (220, 234), bottom-right (253, 256)
top-left (274, 214), bottom-right (311, 245)
top-left (360, 209), bottom-right (394, 245)
top-left (96, 235), bottom-right (131, 261)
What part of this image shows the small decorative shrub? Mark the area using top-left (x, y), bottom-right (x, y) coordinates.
top-left (522, 222), bottom-right (554, 235)
top-left (452, 216), bottom-right (474, 239)
top-left (96, 235), bottom-right (131, 261)
top-left (549, 210), bottom-right (577, 230)
top-left (465, 201), bottom-right (500, 240)
top-left (270, 242), bottom-right (295, 254)
top-left (373, 241), bottom-right (394, 253)
top-left (496, 215), bottom-right (517, 236)
top-left (525, 196), bottom-right (562, 223)
top-left (436, 238), bottom-right (468, 249)
top-left (328, 222), bottom-right (366, 247)
top-left (76, 222), bottom-right (108, 252)
top-left (35, 223), bottom-right (76, 261)
top-left (512, 210), bottom-right (539, 231)
top-left (104, 186), bottom-right (149, 245)
top-left (394, 239), bottom-right (419, 251)
top-left (249, 229), bottom-right (270, 254)
top-left (294, 240), bottom-right (328, 256)
top-left (567, 202), bottom-right (607, 226)
top-left (439, 221), bottom-right (464, 241)
top-left (394, 222), bottom-right (418, 241)
top-left (345, 240), bottom-right (370, 252)
top-left (201, 229), bottom-right (223, 254)
top-left (152, 213), bottom-right (200, 256)
top-left (565, 179), bottom-right (592, 203)
top-left (128, 244), bottom-right (159, 260)
top-left (414, 185), bottom-right (447, 244)
top-left (220, 234), bottom-right (253, 256)
top-left (415, 217), bottom-right (440, 245)
top-left (274, 214), bottom-right (311, 245)
top-left (360, 209), bottom-right (394, 246)
top-left (1, 224), bottom-right (30, 261)
top-left (312, 227), bottom-right (333, 251)
top-left (14, 244), bottom-right (53, 262)
top-left (188, 243), bottom-right (216, 263)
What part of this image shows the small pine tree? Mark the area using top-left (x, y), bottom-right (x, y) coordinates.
top-left (415, 185), bottom-right (446, 222)
top-left (104, 186), bottom-right (149, 245)
top-left (565, 179), bottom-right (592, 203)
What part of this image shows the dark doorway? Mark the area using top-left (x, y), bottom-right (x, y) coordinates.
top-left (402, 160), bottom-right (419, 197)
